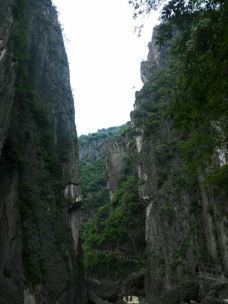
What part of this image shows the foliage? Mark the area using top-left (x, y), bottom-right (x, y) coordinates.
top-left (132, 0), bottom-right (228, 194)
top-left (80, 157), bottom-right (109, 212)
top-left (159, 0), bottom-right (228, 170)
top-left (79, 123), bottom-right (134, 218)
top-left (205, 164), bottom-right (228, 196)
top-left (131, 55), bottom-right (180, 136)
top-left (82, 150), bottom-right (145, 274)
top-left (79, 123), bottom-right (131, 145)
top-left (128, 0), bottom-right (164, 18)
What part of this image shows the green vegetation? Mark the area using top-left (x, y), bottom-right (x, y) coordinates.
top-left (79, 127), bottom-right (125, 216)
top-left (128, 1), bottom-right (228, 283)
top-left (79, 123), bottom-right (134, 216)
top-left (80, 1), bottom-right (228, 283)
top-left (161, 0), bottom-right (228, 171)
top-left (132, 0), bottom-right (228, 195)
top-left (79, 123), bottom-right (131, 145)
top-left (82, 176), bottom-right (145, 275)
top-left (81, 143), bottom-right (145, 277)
top-left (205, 164), bottom-right (228, 197)
top-left (80, 157), bottom-right (109, 213)
top-left (131, 58), bottom-right (179, 136)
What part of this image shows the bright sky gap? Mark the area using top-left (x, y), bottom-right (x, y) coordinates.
top-left (52, 0), bottom-right (161, 135)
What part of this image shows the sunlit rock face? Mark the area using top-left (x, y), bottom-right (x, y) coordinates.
top-left (140, 26), bottom-right (171, 84)
top-left (105, 137), bottom-right (128, 199)
top-left (131, 25), bottom-right (228, 303)
top-left (0, 0), bottom-right (86, 303)
top-left (64, 183), bottom-right (82, 251)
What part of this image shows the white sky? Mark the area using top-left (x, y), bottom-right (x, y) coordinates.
top-left (52, 0), bottom-right (161, 135)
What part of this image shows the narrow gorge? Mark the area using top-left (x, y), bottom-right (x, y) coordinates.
top-left (0, 0), bottom-right (227, 304)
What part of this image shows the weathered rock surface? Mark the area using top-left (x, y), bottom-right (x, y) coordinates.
top-left (140, 26), bottom-right (173, 84)
top-left (79, 127), bottom-right (123, 221)
top-left (0, 0), bottom-right (86, 303)
top-left (80, 128), bottom-right (146, 304)
top-left (87, 278), bottom-right (119, 302)
top-left (105, 135), bottom-right (128, 198)
top-left (131, 25), bottom-right (228, 304)
top-left (0, 0), bottom-right (16, 157)
top-left (88, 290), bottom-right (113, 304)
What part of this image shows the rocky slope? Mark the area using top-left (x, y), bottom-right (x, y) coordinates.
top-left (0, 0), bottom-right (85, 303)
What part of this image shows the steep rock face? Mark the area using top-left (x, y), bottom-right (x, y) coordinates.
top-left (140, 26), bottom-right (172, 84)
top-left (0, 0), bottom-right (16, 157)
top-left (80, 128), bottom-right (146, 304)
top-left (105, 135), bottom-right (128, 199)
top-left (79, 134), bottom-right (108, 162)
top-left (0, 0), bottom-right (86, 303)
top-left (79, 127), bottom-right (123, 221)
top-left (131, 26), bottom-right (228, 303)
top-left (135, 122), bottom-right (205, 301)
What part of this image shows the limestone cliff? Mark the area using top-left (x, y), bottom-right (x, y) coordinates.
top-left (79, 127), bottom-right (124, 221)
top-left (79, 21), bottom-right (227, 304)
top-left (0, 0), bottom-right (86, 303)
top-left (79, 126), bottom-right (146, 304)
top-left (131, 25), bottom-right (228, 303)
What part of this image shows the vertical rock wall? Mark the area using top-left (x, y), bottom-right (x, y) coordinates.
top-left (0, 0), bottom-right (86, 303)
top-left (132, 25), bottom-right (228, 303)
top-left (79, 128), bottom-right (146, 303)
top-left (0, 0), bottom-right (16, 156)
top-left (105, 136), bottom-right (128, 199)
